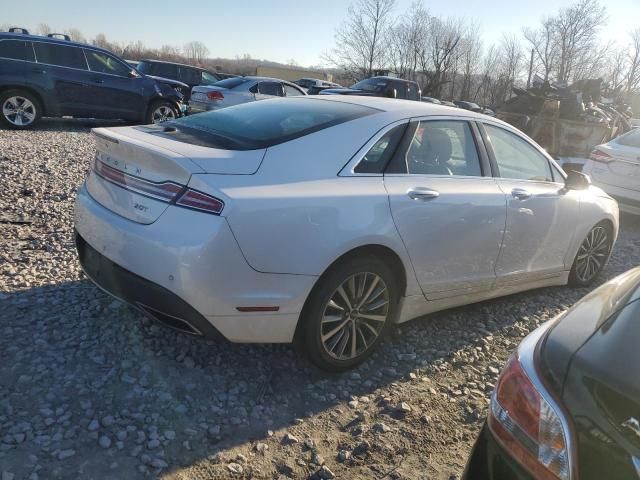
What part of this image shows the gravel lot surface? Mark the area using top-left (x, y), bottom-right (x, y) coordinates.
top-left (1, 119), bottom-right (640, 480)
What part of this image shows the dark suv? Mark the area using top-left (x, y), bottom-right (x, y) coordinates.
top-left (136, 60), bottom-right (226, 101)
top-left (319, 76), bottom-right (421, 101)
top-left (0, 29), bottom-right (185, 129)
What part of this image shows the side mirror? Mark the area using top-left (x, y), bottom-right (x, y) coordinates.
top-left (128, 70), bottom-right (139, 78)
top-left (565, 170), bottom-right (591, 190)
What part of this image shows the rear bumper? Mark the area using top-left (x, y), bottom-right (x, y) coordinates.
top-left (74, 183), bottom-right (317, 342)
top-left (463, 423), bottom-right (534, 480)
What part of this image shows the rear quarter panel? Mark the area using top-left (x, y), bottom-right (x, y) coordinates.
top-left (190, 114), bottom-right (422, 296)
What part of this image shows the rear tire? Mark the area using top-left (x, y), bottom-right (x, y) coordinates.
top-left (145, 100), bottom-right (178, 125)
top-left (0, 89), bottom-right (42, 129)
top-left (568, 222), bottom-right (613, 287)
top-left (300, 257), bottom-right (400, 372)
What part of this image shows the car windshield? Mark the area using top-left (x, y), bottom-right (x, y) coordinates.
top-left (351, 78), bottom-right (390, 92)
top-left (213, 77), bottom-right (251, 89)
top-left (617, 129), bottom-right (640, 148)
top-left (161, 98), bottom-right (377, 150)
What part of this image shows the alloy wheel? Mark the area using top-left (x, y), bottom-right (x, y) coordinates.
top-left (320, 272), bottom-right (389, 361)
top-left (151, 105), bottom-right (176, 124)
top-left (575, 226), bottom-right (610, 283)
top-left (2, 96), bottom-right (36, 127)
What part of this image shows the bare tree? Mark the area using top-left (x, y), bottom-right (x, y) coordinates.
top-left (183, 41), bottom-right (210, 63)
top-left (626, 28), bottom-right (640, 94)
top-left (523, 18), bottom-right (558, 82)
top-left (459, 22), bottom-right (482, 100)
top-left (419, 16), bottom-right (464, 97)
top-left (553, 0), bottom-right (607, 83)
top-left (325, 0), bottom-right (396, 78)
top-left (387, 2), bottom-right (429, 80)
top-left (64, 28), bottom-right (86, 43)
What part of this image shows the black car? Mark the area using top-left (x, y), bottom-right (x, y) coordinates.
top-left (464, 266), bottom-right (640, 480)
top-left (136, 59), bottom-right (225, 100)
top-left (319, 76), bottom-right (421, 101)
top-left (454, 100), bottom-right (483, 112)
top-left (0, 28), bottom-right (185, 128)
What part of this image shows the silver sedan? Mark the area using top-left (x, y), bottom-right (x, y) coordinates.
top-left (189, 76), bottom-right (306, 112)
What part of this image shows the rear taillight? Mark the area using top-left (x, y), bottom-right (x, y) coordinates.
top-left (488, 327), bottom-right (573, 479)
top-left (207, 91), bottom-right (224, 100)
top-left (589, 149), bottom-right (613, 163)
top-left (92, 159), bottom-right (224, 215)
top-left (176, 188), bottom-right (224, 215)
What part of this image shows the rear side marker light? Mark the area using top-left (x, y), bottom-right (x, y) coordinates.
top-left (489, 355), bottom-right (571, 480)
top-left (93, 159), bottom-right (224, 215)
top-left (589, 149), bottom-right (613, 163)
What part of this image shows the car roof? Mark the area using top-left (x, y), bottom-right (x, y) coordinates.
top-left (139, 59), bottom-right (211, 72)
top-left (365, 76), bottom-right (418, 84)
top-left (305, 94), bottom-right (483, 116)
top-left (0, 31), bottom-right (116, 56)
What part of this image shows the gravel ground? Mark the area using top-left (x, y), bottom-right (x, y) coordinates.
top-left (2, 119), bottom-right (640, 480)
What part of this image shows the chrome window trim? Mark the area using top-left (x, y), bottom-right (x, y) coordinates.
top-left (339, 119), bottom-right (410, 177)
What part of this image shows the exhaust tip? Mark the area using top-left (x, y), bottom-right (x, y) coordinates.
top-left (136, 303), bottom-right (202, 336)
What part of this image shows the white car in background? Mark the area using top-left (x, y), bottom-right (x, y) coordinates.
top-left (189, 76), bottom-right (306, 112)
top-left (583, 128), bottom-right (640, 215)
top-left (74, 96), bottom-right (618, 371)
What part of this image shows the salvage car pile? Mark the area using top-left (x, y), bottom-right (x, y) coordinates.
top-left (497, 77), bottom-right (634, 159)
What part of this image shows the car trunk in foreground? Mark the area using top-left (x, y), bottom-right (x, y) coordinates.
top-left (86, 126), bottom-right (265, 224)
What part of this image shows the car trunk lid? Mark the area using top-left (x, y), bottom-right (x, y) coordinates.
top-left (592, 142), bottom-right (640, 193)
top-left (86, 127), bottom-right (264, 223)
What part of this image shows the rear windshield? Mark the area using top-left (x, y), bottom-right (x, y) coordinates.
top-left (158, 98), bottom-right (378, 150)
top-left (617, 129), bottom-right (640, 148)
top-left (214, 77), bottom-right (251, 89)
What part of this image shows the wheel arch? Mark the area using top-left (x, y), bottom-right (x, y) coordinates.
top-left (0, 85), bottom-right (48, 115)
top-left (293, 243), bottom-right (409, 344)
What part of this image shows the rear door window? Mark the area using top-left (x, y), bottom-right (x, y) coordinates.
top-left (34, 42), bottom-right (87, 69)
top-left (85, 50), bottom-right (130, 77)
top-left (394, 82), bottom-right (408, 99)
top-left (0, 40), bottom-right (35, 61)
top-left (150, 62), bottom-right (178, 78)
top-left (257, 82), bottom-right (283, 96)
top-left (407, 83), bottom-right (419, 100)
top-left (179, 67), bottom-right (202, 84)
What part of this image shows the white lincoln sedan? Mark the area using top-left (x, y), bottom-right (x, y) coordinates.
top-left (74, 96), bottom-right (619, 371)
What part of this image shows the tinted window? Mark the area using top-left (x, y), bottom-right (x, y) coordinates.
top-left (202, 71), bottom-right (219, 84)
top-left (161, 98), bottom-right (377, 150)
top-left (0, 40), bottom-right (35, 61)
top-left (407, 83), bottom-right (420, 100)
top-left (179, 67), bottom-right (201, 84)
top-left (394, 82), bottom-right (408, 99)
top-left (617, 129), bottom-right (640, 148)
top-left (151, 62), bottom-right (178, 78)
top-left (351, 78), bottom-right (390, 93)
top-left (257, 82), bottom-right (282, 96)
top-left (85, 50), bottom-right (130, 76)
top-left (355, 124), bottom-right (406, 174)
top-left (406, 121), bottom-right (481, 176)
top-left (34, 42), bottom-right (86, 69)
top-left (284, 85), bottom-right (304, 97)
top-left (136, 61), bottom-right (152, 74)
top-left (215, 77), bottom-right (250, 89)
top-left (485, 124), bottom-right (552, 182)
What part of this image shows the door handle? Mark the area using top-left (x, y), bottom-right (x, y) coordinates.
top-left (408, 188), bottom-right (440, 201)
top-left (511, 188), bottom-right (532, 200)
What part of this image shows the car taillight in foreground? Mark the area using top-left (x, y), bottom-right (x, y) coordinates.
top-left (92, 159), bottom-right (224, 215)
top-left (206, 91), bottom-right (224, 100)
top-left (488, 323), bottom-right (574, 480)
top-left (589, 149), bottom-right (613, 163)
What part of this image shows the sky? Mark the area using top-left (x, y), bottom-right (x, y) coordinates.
top-left (3, 0), bottom-right (639, 67)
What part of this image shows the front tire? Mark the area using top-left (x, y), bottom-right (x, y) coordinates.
top-left (145, 100), bottom-right (178, 125)
top-left (300, 257), bottom-right (400, 372)
top-left (0, 89), bottom-right (41, 129)
top-left (568, 222), bottom-right (613, 287)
